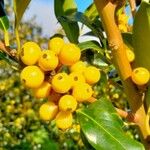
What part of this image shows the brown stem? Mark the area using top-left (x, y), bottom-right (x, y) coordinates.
top-left (129, 0), bottom-right (136, 17)
top-left (94, 0), bottom-right (150, 148)
top-left (0, 41), bottom-right (17, 58)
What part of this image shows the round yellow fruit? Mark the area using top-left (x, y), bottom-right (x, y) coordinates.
top-left (59, 43), bottom-right (81, 66)
top-left (20, 66), bottom-right (44, 88)
top-left (70, 61), bottom-right (86, 73)
top-left (131, 67), bottom-right (150, 85)
top-left (83, 66), bottom-right (101, 84)
top-left (38, 50), bottom-right (59, 71)
top-left (48, 37), bottom-right (64, 55)
top-left (69, 71), bottom-right (85, 87)
top-left (20, 41), bottom-right (41, 65)
top-left (55, 111), bottom-right (73, 129)
top-left (72, 82), bottom-right (93, 102)
top-left (33, 81), bottom-right (51, 99)
top-left (51, 72), bottom-right (72, 93)
top-left (39, 102), bottom-right (58, 121)
top-left (126, 48), bottom-right (135, 63)
top-left (58, 95), bottom-right (77, 112)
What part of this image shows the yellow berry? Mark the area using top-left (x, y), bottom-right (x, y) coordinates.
top-left (83, 66), bottom-right (100, 84)
top-left (59, 43), bottom-right (81, 66)
top-left (48, 37), bottom-right (64, 55)
top-left (72, 82), bottom-right (93, 102)
top-left (39, 102), bottom-right (58, 121)
top-left (69, 72), bottom-right (85, 87)
top-left (70, 61), bottom-right (86, 73)
top-left (38, 50), bottom-right (59, 71)
top-left (58, 95), bottom-right (77, 112)
top-left (20, 42), bottom-right (41, 65)
top-left (51, 72), bottom-right (72, 93)
top-left (131, 67), bottom-right (150, 85)
top-left (33, 81), bottom-right (51, 99)
top-left (126, 48), bottom-right (135, 62)
top-left (20, 66), bottom-right (44, 88)
top-left (55, 111), bottom-right (73, 130)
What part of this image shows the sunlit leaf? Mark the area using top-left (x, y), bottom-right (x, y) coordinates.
top-left (77, 98), bottom-right (144, 150)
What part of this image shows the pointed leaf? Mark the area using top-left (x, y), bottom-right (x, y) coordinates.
top-left (77, 98), bottom-right (144, 150)
top-left (54, 0), bottom-right (79, 43)
top-left (0, 0), bottom-right (9, 31)
top-left (13, 0), bottom-right (31, 28)
top-left (133, 1), bottom-right (150, 69)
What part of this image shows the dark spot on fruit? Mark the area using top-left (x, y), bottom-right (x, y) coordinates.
top-left (135, 70), bottom-right (139, 74)
top-left (86, 88), bottom-right (90, 93)
top-left (22, 79), bottom-right (26, 83)
top-left (43, 54), bottom-right (47, 58)
top-left (58, 76), bottom-right (63, 80)
top-left (74, 76), bottom-right (78, 81)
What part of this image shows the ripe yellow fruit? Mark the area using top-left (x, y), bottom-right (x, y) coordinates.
top-left (131, 67), bottom-right (150, 85)
top-left (59, 43), bottom-right (81, 66)
top-left (20, 42), bottom-right (41, 65)
top-left (58, 95), bottom-right (77, 112)
top-left (39, 102), bottom-right (58, 121)
top-left (118, 24), bottom-right (127, 32)
top-left (55, 111), bottom-right (73, 129)
top-left (33, 81), bottom-right (51, 99)
top-left (20, 66), bottom-right (44, 88)
top-left (72, 82), bottom-right (93, 102)
top-left (70, 61), bottom-right (86, 73)
top-left (118, 13), bottom-right (128, 24)
top-left (126, 48), bottom-right (135, 62)
top-left (83, 66), bottom-right (101, 84)
top-left (69, 72), bottom-right (85, 87)
top-left (48, 37), bottom-right (64, 55)
top-left (51, 72), bottom-right (72, 93)
top-left (38, 50), bottom-right (59, 71)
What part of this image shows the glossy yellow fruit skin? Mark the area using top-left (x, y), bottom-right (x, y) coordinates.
top-left (55, 111), bottom-right (73, 129)
top-left (72, 82), bottom-right (93, 102)
top-left (59, 43), bottom-right (81, 66)
top-left (33, 81), bottom-right (51, 99)
top-left (51, 73), bottom-right (72, 93)
top-left (20, 42), bottom-right (41, 65)
top-left (83, 66), bottom-right (101, 84)
top-left (48, 37), bottom-right (64, 55)
top-left (70, 61), bottom-right (86, 73)
top-left (69, 72), bottom-right (85, 87)
top-left (126, 49), bottom-right (135, 62)
top-left (20, 66), bottom-right (44, 88)
top-left (58, 95), bottom-right (77, 112)
top-left (131, 67), bottom-right (150, 85)
top-left (39, 102), bottom-right (58, 121)
top-left (38, 50), bottom-right (59, 71)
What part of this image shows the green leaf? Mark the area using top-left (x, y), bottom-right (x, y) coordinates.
top-left (59, 12), bottom-right (104, 41)
top-left (122, 32), bottom-right (133, 49)
top-left (133, 1), bottom-right (150, 69)
top-left (54, 0), bottom-right (79, 43)
top-left (0, 16), bottom-right (9, 31)
top-left (77, 98), bottom-right (144, 150)
top-left (84, 3), bottom-right (98, 21)
top-left (13, 0), bottom-right (31, 28)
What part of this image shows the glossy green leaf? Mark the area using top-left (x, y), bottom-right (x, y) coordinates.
top-left (13, 0), bottom-right (31, 28)
top-left (84, 3), bottom-right (98, 21)
top-left (59, 12), bottom-right (104, 41)
top-left (122, 32), bottom-right (133, 49)
top-left (54, 0), bottom-right (79, 43)
top-left (77, 98), bottom-right (144, 150)
top-left (133, 1), bottom-right (150, 69)
top-left (0, 16), bottom-right (9, 31)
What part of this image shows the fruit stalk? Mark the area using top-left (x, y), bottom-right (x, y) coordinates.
top-left (94, 0), bottom-right (150, 148)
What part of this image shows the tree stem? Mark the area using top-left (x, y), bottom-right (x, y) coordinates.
top-left (94, 0), bottom-right (150, 148)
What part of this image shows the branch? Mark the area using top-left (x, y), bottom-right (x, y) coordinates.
top-left (94, 0), bottom-right (150, 147)
top-left (128, 0), bottom-right (136, 17)
top-left (0, 41), bottom-right (17, 58)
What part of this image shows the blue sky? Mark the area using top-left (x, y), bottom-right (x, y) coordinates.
top-left (23, 0), bottom-right (92, 37)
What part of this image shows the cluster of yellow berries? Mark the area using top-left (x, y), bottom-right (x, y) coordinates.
top-left (20, 37), bottom-right (101, 129)
top-left (118, 13), bottom-right (128, 32)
